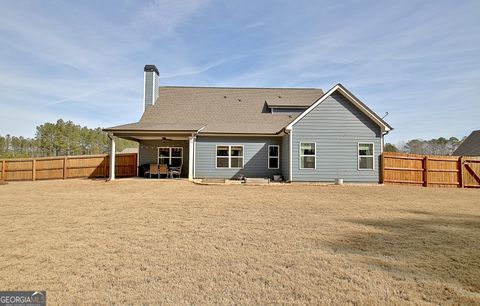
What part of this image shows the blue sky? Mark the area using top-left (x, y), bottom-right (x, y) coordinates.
top-left (0, 0), bottom-right (479, 143)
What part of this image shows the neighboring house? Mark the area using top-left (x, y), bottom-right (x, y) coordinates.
top-left (453, 130), bottom-right (480, 156)
top-left (104, 65), bottom-right (392, 182)
top-left (120, 147), bottom-right (139, 154)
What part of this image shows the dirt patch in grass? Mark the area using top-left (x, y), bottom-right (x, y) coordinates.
top-left (0, 179), bottom-right (479, 305)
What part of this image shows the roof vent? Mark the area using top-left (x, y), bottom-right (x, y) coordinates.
top-left (224, 95), bottom-right (227, 99)
top-left (278, 96), bottom-right (282, 98)
top-left (238, 99), bottom-right (242, 102)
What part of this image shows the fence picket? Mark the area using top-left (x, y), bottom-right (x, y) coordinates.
top-left (0, 153), bottom-right (137, 182)
top-left (382, 152), bottom-right (480, 188)
top-left (32, 159), bottom-right (36, 181)
top-left (1, 160), bottom-right (5, 181)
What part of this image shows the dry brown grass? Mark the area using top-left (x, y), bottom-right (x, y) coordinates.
top-left (0, 179), bottom-right (479, 305)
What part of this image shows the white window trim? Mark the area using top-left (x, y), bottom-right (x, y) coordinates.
top-left (215, 145), bottom-right (229, 169)
top-left (268, 145), bottom-right (280, 169)
top-left (299, 142), bottom-right (316, 170)
top-left (158, 147), bottom-right (183, 165)
top-left (357, 142), bottom-right (375, 171)
top-left (215, 145), bottom-right (244, 169)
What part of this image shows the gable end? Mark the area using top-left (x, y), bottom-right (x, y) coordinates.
top-left (285, 84), bottom-right (392, 133)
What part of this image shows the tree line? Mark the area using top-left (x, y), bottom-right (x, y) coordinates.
top-left (0, 119), bottom-right (137, 158)
top-left (0, 119), bottom-right (465, 158)
top-left (385, 137), bottom-right (464, 156)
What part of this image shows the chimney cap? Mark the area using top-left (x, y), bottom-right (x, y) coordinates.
top-left (144, 65), bottom-right (159, 75)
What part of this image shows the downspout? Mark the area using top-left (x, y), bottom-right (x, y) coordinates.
top-left (190, 126), bottom-right (206, 180)
top-left (381, 130), bottom-right (391, 153)
top-left (282, 127), bottom-right (293, 183)
top-left (379, 130), bottom-right (391, 184)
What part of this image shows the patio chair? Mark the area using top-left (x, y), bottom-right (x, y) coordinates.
top-left (159, 164), bottom-right (169, 178)
top-left (147, 164), bottom-right (160, 179)
top-left (140, 164), bottom-right (150, 177)
top-left (169, 166), bottom-right (182, 179)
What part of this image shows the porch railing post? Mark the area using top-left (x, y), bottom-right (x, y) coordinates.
top-left (109, 134), bottom-right (116, 181)
top-left (188, 135), bottom-right (195, 180)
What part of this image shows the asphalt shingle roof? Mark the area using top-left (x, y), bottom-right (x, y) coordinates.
top-left (107, 86), bottom-right (324, 134)
top-left (454, 130), bottom-right (480, 156)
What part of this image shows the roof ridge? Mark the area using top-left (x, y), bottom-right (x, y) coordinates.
top-left (159, 85), bottom-right (322, 90)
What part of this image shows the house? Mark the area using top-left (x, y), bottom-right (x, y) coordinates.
top-left (453, 130), bottom-right (480, 156)
top-left (120, 147), bottom-right (139, 154)
top-left (104, 65), bottom-right (392, 182)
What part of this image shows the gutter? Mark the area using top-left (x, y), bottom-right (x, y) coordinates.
top-left (197, 132), bottom-right (283, 137)
top-left (381, 129), bottom-right (392, 154)
top-left (104, 129), bottom-right (201, 134)
top-left (195, 126), bottom-right (206, 135)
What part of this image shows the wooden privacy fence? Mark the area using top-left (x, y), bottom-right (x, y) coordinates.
top-left (0, 153), bottom-right (137, 182)
top-left (381, 152), bottom-right (480, 188)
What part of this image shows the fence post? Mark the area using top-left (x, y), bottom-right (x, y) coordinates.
top-left (380, 153), bottom-right (385, 184)
top-left (459, 156), bottom-right (464, 188)
top-left (32, 159), bottom-right (36, 181)
top-left (104, 155), bottom-right (108, 178)
top-left (63, 157), bottom-right (68, 179)
top-left (423, 156), bottom-right (429, 187)
top-left (1, 160), bottom-right (5, 182)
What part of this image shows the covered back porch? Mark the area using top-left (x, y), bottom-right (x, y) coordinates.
top-left (106, 130), bottom-right (197, 181)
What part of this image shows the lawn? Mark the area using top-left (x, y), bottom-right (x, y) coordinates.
top-left (0, 179), bottom-right (479, 305)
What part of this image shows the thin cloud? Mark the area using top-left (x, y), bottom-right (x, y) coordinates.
top-left (0, 0), bottom-right (478, 142)
top-left (132, 0), bottom-right (212, 37)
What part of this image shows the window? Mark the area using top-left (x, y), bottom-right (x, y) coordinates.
top-left (158, 147), bottom-right (170, 165)
top-left (216, 145), bottom-right (244, 168)
top-left (170, 147), bottom-right (183, 167)
top-left (158, 147), bottom-right (183, 167)
top-left (216, 146), bottom-right (229, 168)
top-left (358, 143), bottom-right (374, 170)
top-left (268, 145), bottom-right (279, 169)
top-left (300, 142), bottom-right (316, 169)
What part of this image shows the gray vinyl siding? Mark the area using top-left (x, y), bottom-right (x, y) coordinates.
top-left (195, 136), bottom-right (282, 179)
top-left (144, 71), bottom-right (156, 109)
top-left (139, 140), bottom-right (189, 178)
top-left (281, 134), bottom-right (290, 181)
top-left (154, 74), bottom-right (159, 103)
top-left (291, 92), bottom-right (382, 182)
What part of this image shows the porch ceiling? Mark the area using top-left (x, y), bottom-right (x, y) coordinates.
top-left (111, 131), bottom-right (193, 142)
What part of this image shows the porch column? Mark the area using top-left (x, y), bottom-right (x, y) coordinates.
top-left (188, 135), bottom-right (195, 180)
top-left (109, 135), bottom-right (116, 181)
